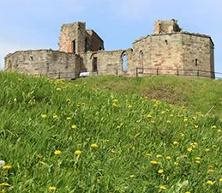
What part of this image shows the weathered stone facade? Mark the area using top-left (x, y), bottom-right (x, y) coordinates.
top-left (4, 19), bottom-right (215, 79)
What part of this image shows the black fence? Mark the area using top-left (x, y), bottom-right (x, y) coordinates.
top-left (32, 68), bottom-right (222, 80)
top-left (135, 67), bottom-right (222, 79)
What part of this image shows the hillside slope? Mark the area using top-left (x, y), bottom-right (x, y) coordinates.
top-left (75, 76), bottom-right (222, 118)
top-left (0, 72), bottom-right (222, 193)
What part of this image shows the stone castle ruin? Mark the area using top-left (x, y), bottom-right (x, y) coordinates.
top-left (4, 19), bottom-right (215, 79)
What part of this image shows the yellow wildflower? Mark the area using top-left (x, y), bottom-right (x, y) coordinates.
top-left (219, 178), bottom-right (222, 182)
top-left (74, 150), bottom-right (82, 156)
top-left (48, 186), bottom-right (57, 191)
top-left (173, 141), bottom-right (179, 146)
top-left (150, 160), bottom-right (158, 165)
top-left (206, 180), bottom-right (215, 185)
top-left (90, 143), bottom-right (99, 149)
top-left (207, 169), bottom-right (214, 173)
top-left (147, 114), bottom-right (152, 118)
top-left (71, 124), bottom-right (77, 129)
top-left (187, 147), bottom-right (192, 152)
top-left (159, 185), bottom-right (167, 190)
top-left (166, 156), bottom-right (171, 160)
top-left (53, 114), bottom-right (58, 119)
top-left (158, 169), bottom-right (164, 174)
top-left (185, 192), bottom-right (191, 193)
top-left (156, 154), bottom-right (162, 158)
top-left (54, 150), bottom-right (62, 156)
top-left (2, 164), bottom-right (12, 170)
top-left (41, 114), bottom-right (47, 118)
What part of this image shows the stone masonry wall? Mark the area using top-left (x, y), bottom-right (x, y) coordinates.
top-left (132, 33), bottom-right (213, 77)
top-left (59, 22), bottom-right (86, 54)
top-left (181, 33), bottom-right (214, 78)
top-left (5, 50), bottom-right (82, 79)
top-left (82, 49), bottom-right (134, 76)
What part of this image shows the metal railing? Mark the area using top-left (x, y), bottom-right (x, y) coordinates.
top-left (135, 67), bottom-right (222, 79)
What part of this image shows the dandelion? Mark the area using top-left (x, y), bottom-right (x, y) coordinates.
top-left (150, 160), bottom-right (158, 165)
top-left (0, 160), bottom-right (5, 167)
top-left (166, 156), bottom-right (171, 160)
top-left (206, 180), bottom-right (215, 185)
top-left (53, 114), bottom-right (58, 119)
top-left (187, 147), bottom-right (192, 152)
top-left (174, 162), bottom-right (179, 166)
top-left (159, 185), bottom-right (167, 190)
top-left (71, 124), bottom-right (77, 129)
top-left (158, 169), bottom-right (164, 174)
top-left (54, 150), bottom-right (62, 156)
top-left (2, 164), bottom-right (12, 170)
top-left (48, 186), bottom-right (57, 191)
top-left (41, 114), bottom-right (47, 118)
top-left (173, 141), bottom-right (179, 146)
top-left (219, 178), bottom-right (222, 182)
top-left (207, 169), bottom-right (214, 173)
top-left (90, 143), bottom-right (99, 149)
top-left (74, 150), bottom-right (82, 156)
top-left (147, 114), bottom-right (152, 118)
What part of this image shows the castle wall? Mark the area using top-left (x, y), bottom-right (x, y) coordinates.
top-left (181, 33), bottom-right (214, 78)
top-left (81, 49), bottom-right (134, 75)
top-left (5, 50), bottom-right (82, 79)
top-left (133, 33), bottom-right (183, 75)
top-left (132, 33), bottom-right (214, 77)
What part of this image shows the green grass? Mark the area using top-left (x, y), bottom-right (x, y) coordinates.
top-left (75, 75), bottom-right (222, 118)
top-left (0, 72), bottom-right (222, 193)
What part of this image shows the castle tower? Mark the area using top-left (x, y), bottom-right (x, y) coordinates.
top-left (154, 19), bottom-right (181, 34)
top-left (59, 22), bottom-right (104, 55)
top-left (59, 22), bottom-right (86, 54)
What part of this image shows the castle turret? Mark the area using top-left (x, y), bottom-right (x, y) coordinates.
top-left (154, 19), bottom-right (181, 34)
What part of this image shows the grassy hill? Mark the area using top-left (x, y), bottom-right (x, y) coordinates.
top-left (75, 76), bottom-right (222, 118)
top-left (0, 72), bottom-right (222, 193)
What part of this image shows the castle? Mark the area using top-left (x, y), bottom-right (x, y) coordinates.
top-left (4, 19), bottom-right (215, 79)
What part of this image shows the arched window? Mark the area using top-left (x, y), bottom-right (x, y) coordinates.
top-left (139, 50), bottom-right (144, 68)
top-left (121, 52), bottom-right (128, 72)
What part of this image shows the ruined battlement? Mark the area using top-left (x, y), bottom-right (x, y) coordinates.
top-left (4, 19), bottom-right (215, 79)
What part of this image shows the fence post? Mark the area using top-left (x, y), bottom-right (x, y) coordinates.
top-left (157, 68), bottom-right (159, 75)
top-left (58, 72), bottom-right (61, 79)
top-left (136, 68), bottom-right (138, 77)
top-left (197, 69), bottom-right (199, 77)
top-left (177, 68), bottom-right (179, 76)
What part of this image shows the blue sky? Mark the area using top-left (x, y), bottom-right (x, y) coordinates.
top-left (0, 0), bottom-right (221, 72)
